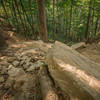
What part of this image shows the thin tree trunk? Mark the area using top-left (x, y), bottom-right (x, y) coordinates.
top-left (85, 0), bottom-right (92, 43)
top-left (69, 4), bottom-right (72, 38)
top-left (38, 0), bottom-right (48, 42)
top-left (28, 0), bottom-right (35, 33)
top-left (8, 1), bottom-right (16, 27)
top-left (57, 0), bottom-right (60, 33)
top-left (1, 0), bottom-right (11, 26)
top-left (14, 0), bottom-right (27, 36)
top-left (94, 16), bottom-right (99, 36)
top-left (20, 0), bottom-right (34, 34)
top-left (12, 0), bottom-right (20, 32)
top-left (33, 0), bottom-right (40, 40)
top-left (53, 0), bottom-right (56, 41)
top-left (12, 1), bottom-right (21, 24)
top-left (65, 7), bottom-right (68, 43)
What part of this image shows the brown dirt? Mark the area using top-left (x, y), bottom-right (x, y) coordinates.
top-left (0, 26), bottom-right (27, 47)
top-left (77, 43), bottom-right (100, 64)
top-left (0, 26), bottom-right (28, 57)
top-left (0, 26), bottom-right (100, 100)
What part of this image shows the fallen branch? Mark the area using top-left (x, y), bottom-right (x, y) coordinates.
top-left (39, 66), bottom-right (59, 100)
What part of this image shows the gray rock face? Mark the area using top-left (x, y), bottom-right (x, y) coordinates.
top-left (8, 67), bottom-right (25, 77)
top-left (46, 41), bottom-right (100, 100)
top-left (0, 40), bottom-right (49, 100)
top-left (26, 61), bottom-right (44, 72)
top-left (6, 67), bottom-right (27, 94)
top-left (12, 61), bottom-right (20, 67)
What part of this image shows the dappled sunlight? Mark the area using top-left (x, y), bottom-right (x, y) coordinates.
top-left (55, 58), bottom-right (100, 93)
top-left (44, 91), bottom-right (58, 100)
top-left (10, 43), bottom-right (28, 48)
top-left (21, 49), bottom-right (37, 55)
top-left (8, 31), bottom-right (14, 37)
top-left (0, 0), bottom-right (100, 98)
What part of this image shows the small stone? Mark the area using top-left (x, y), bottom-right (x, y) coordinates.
top-left (7, 57), bottom-right (17, 63)
top-left (0, 65), bottom-right (2, 71)
top-left (27, 61), bottom-right (44, 72)
top-left (26, 65), bottom-right (35, 72)
top-left (12, 61), bottom-right (20, 67)
top-left (22, 56), bottom-right (28, 60)
top-left (1, 67), bottom-right (8, 75)
top-left (1, 61), bottom-right (10, 67)
top-left (25, 61), bottom-right (31, 67)
top-left (8, 67), bottom-right (25, 77)
top-left (23, 64), bottom-right (29, 70)
top-left (7, 65), bottom-right (14, 71)
top-left (0, 76), bottom-right (4, 83)
top-left (20, 60), bottom-right (25, 66)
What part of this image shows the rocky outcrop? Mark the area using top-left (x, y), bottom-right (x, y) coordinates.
top-left (46, 41), bottom-right (100, 100)
top-left (71, 42), bottom-right (86, 50)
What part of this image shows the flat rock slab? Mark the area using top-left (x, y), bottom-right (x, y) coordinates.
top-left (71, 42), bottom-right (86, 50)
top-left (46, 41), bottom-right (100, 100)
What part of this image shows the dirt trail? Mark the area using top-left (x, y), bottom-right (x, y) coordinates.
top-left (77, 43), bottom-right (100, 64)
top-left (0, 28), bottom-right (45, 100)
top-left (0, 27), bottom-right (100, 100)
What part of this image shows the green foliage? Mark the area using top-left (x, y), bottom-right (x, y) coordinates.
top-left (0, 0), bottom-right (100, 43)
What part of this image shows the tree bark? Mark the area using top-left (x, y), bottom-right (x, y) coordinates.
top-left (20, 0), bottom-right (35, 34)
top-left (14, 0), bottom-right (27, 36)
top-left (69, 4), bottom-right (73, 38)
top-left (53, 0), bottom-right (56, 41)
top-left (1, 0), bottom-right (11, 26)
top-left (94, 16), bottom-right (99, 36)
top-left (12, 0), bottom-right (20, 31)
top-left (38, 0), bottom-right (48, 42)
top-left (28, 0), bottom-right (35, 34)
top-left (85, 0), bottom-right (92, 43)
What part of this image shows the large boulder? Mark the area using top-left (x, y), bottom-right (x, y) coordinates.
top-left (46, 41), bottom-right (100, 100)
top-left (71, 42), bottom-right (86, 50)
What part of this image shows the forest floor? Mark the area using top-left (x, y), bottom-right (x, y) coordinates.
top-left (0, 26), bottom-right (100, 100)
top-left (77, 42), bottom-right (100, 64)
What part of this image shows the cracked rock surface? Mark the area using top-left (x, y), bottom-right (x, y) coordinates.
top-left (0, 40), bottom-right (51, 100)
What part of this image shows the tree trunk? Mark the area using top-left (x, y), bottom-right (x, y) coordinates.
top-left (28, 0), bottom-right (35, 34)
top-left (53, 0), bottom-right (56, 41)
top-left (69, 4), bottom-right (72, 38)
top-left (94, 16), bottom-right (99, 36)
top-left (85, 0), bottom-right (92, 43)
top-left (1, 0), bottom-right (11, 26)
top-left (38, 0), bottom-right (48, 42)
top-left (12, 0), bottom-right (18, 25)
top-left (14, 0), bottom-right (27, 36)
top-left (20, 0), bottom-right (35, 35)
top-left (33, 0), bottom-right (39, 40)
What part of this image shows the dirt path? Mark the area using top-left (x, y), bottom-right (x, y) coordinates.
top-left (0, 27), bottom-right (100, 100)
top-left (0, 27), bottom-right (46, 100)
top-left (77, 43), bottom-right (100, 64)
